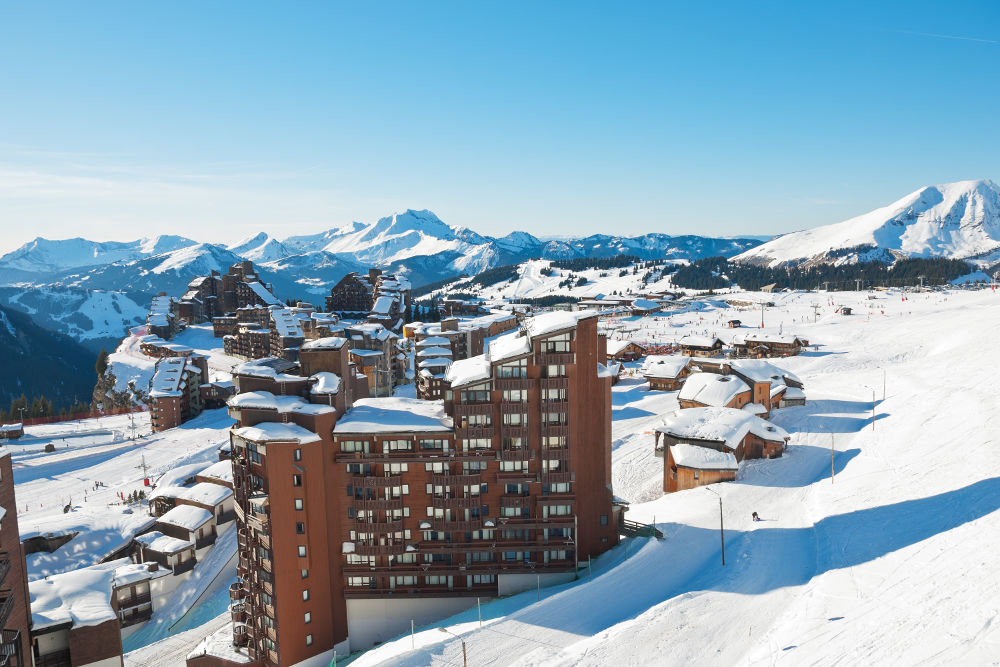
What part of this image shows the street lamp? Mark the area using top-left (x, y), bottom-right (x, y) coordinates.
top-left (438, 627), bottom-right (467, 667)
top-left (704, 486), bottom-right (725, 566)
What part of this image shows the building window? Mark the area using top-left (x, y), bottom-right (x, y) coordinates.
top-left (303, 589), bottom-right (310, 601)
top-left (694, 470), bottom-right (700, 480)
top-left (306, 634), bottom-right (313, 646)
top-left (296, 522), bottom-right (305, 535)
top-left (301, 569), bottom-right (308, 579)
top-left (600, 514), bottom-right (608, 525)
top-left (382, 439), bottom-right (413, 453)
top-left (294, 498), bottom-right (303, 510)
top-left (292, 474), bottom-right (302, 487)
top-left (340, 440), bottom-right (370, 453)
top-left (304, 612), bottom-right (312, 624)
top-left (294, 448), bottom-right (302, 461)
top-left (298, 546), bottom-right (307, 557)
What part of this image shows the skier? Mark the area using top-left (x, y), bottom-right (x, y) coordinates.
top-left (752, 511), bottom-right (760, 522)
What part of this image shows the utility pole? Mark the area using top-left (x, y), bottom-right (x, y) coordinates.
top-left (812, 304), bottom-right (821, 323)
top-left (705, 487), bottom-right (725, 566)
top-left (919, 275), bottom-right (926, 289)
top-left (823, 281), bottom-right (830, 292)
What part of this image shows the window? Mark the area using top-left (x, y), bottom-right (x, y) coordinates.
top-left (694, 470), bottom-right (700, 480)
top-left (544, 364), bottom-right (567, 378)
top-left (340, 440), bottom-right (369, 453)
top-left (500, 507), bottom-right (521, 518)
top-left (385, 463), bottom-right (408, 474)
top-left (294, 449), bottom-right (302, 461)
top-left (542, 436), bottom-right (567, 449)
top-left (600, 514), bottom-right (608, 526)
top-left (420, 439), bottom-right (448, 452)
top-left (425, 461), bottom-right (448, 473)
top-left (298, 545), bottom-right (307, 557)
top-left (301, 569), bottom-right (309, 579)
top-left (463, 438), bottom-right (492, 452)
top-left (544, 482), bottom-right (571, 494)
top-left (424, 575), bottom-right (450, 586)
top-left (461, 387), bottom-right (490, 403)
top-left (390, 576), bottom-right (417, 588)
top-left (497, 358), bottom-right (527, 378)
top-left (296, 522), bottom-right (305, 535)
top-left (469, 574), bottom-right (495, 585)
top-left (304, 612), bottom-right (312, 624)
top-left (540, 334), bottom-right (571, 353)
top-left (302, 589), bottom-right (310, 601)
top-left (466, 413), bottom-right (491, 427)
top-left (463, 460), bottom-right (488, 474)
top-left (502, 389), bottom-right (526, 402)
top-left (348, 576), bottom-right (373, 587)
top-left (543, 504), bottom-right (572, 518)
top-left (502, 412), bottom-right (526, 426)
top-left (383, 439), bottom-right (413, 453)
top-left (499, 460), bottom-right (528, 472)
top-left (294, 498), bottom-right (303, 510)
top-left (306, 634), bottom-right (313, 646)
top-left (542, 387), bottom-right (567, 402)
top-left (292, 474), bottom-right (302, 487)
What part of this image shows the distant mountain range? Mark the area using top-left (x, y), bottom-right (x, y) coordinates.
top-left (734, 179), bottom-right (1000, 268)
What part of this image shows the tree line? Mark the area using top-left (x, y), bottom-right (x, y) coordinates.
top-left (669, 256), bottom-right (976, 291)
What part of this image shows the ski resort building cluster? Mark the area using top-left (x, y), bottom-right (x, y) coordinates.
top-left (216, 309), bottom-right (623, 666)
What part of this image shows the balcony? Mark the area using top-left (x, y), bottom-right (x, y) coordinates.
top-left (499, 401), bottom-right (526, 414)
top-left (541, 400), bottom-right (568, 412)
top-left (195, 533), bottom-right (218, 550)
top-left (431, 519), bottom-right (485, 532)
top-left (120, 605), bottom-right (153, 627)
top-left (431, 473), bottom-right (482, 486)
top-left (500, 425), bottom-right (529, 440)
top-left (354, 542), bottom-right (409, 556)
top-left (542, 447), bottom-right (571, 460)
top-left (500, 496), bottom-right (533, 509)
top-left (352, 498), bottom-right (404, 511)
top-left (431, 496), bottom-right (484, 510)
top-left (455, 426), bottom-right (494, 440)
top-left (499, 448), bottom-right (533, 461)
top-left (453, 403), bottom-right (493, 417)
top-left (540, 424), bottom-right (570, 438)
top-left (542, 471), bottom-right (574, 484)
top-left (495, 378), bottom-right (532, 390)
top-left (495, 469), bottom-right (535, 482)
top-left (173, 559), bottom-right (197, 576)
top-left (539, 377), bottom-right (569, 389)
top-left (0, 553), bottom-right (9, 586)
top-left (536, 352), bottom-right (575, 366)
top-left (229, 581), bottom-right (245, 601)
top-left (117, 590), bottom-right (152, 609)
top-left (0, 592), bottom-right (14, 629)
top-left (352, 474), bottom-right (403, 488)
top-left (354, 520), bottom-right (404, 535)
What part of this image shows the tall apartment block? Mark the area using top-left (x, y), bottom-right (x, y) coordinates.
top-left (0, 448), bottom-right (33, 667)
top-left (219, 310), bottom-right (621, 667)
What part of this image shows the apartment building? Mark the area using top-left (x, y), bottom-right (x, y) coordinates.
top-left (177, 261), bottom-right (282, 328)
top-left (217, 310), bottom-right (621, 667)
top-left (0, 448), bottom-right (31, 667)
top-left (148, 356), bottom-right (209, 432)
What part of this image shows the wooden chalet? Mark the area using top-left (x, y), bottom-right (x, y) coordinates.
top-left (678, 335), bottom-right (724, 358)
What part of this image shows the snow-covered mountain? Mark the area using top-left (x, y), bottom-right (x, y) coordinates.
top-left (227, 232), bottom-right (290, 263)
top-left (0, 235), bottom-right (195, 275)
top-left (734, 179), bottom-right (1000, 268)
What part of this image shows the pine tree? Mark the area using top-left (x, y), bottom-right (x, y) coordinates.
top-left (95, 348), bottom-right (109, 377)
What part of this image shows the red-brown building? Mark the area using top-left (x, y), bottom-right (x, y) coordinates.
top-left (149, 356), bottom-right (209, 432)
top-left (0, 449), bottom-right (31, 666)
top-left (216, 311), bottom-right (621, 666)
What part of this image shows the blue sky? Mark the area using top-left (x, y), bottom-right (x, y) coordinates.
top-left (1, 1), bottom-right (998, 252)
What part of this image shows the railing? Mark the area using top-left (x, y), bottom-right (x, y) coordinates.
top-left (352, 498), bottom-right (404, 511)
top-left (32, 649), bottom-right (71, 667)
top-left (233, 503), bottom-right (246, 522)
top-left (621, 519), bottom-right (664, 539)
top-left (173, 558), bottom-right (197, 575)
top-left (453, 403), bottom-right (493, 416)
top-left (195, 533), bottom-right (217, 550)
top-left (431, 473), bottom-right (482, 486)
top-left (495, 378), bottom-right (532, 390)
top-left (541, 400), bottom-right (568, 412)
top-left (117, 590), bottom-right (152, 609)
top-left (455, 426), bottom-right (494, 440)
top-left (431, 519), bottom-right (485, 532)
top-left (542, 472), bottom-right (574, 484)
top-left (541, 425), bottom-right (570, 438)
top-left (229, 581), bottom-right (245, 601)
top-left (352, 475), bottom-right (403, 488)
top-left (500, 426), bottom-right (529, 439)
top-left (354, 543), bottom-right (409, 556)
top-left (120, 605), bottom-right (153, 627)
top-left (431, 496), bottom-right (484, 510)
top-left (353, 520), bottom-right (404, 535)
top-left (217, 509), bottom-right (237, 524)
top-left (500, 496), bottom-right (532, 508)
top-left (499, 448), bottom-right (533, 461)
top-left (499, 401), bottom-right (526, 414)
top-left (0, 593), bottom-right (13, 630)
top-left (536, 352), bottom-right (575, 365)
top-left (0, 554), bottom-right (9, 586)
top-left (539, 377), bottom-right (569, 389)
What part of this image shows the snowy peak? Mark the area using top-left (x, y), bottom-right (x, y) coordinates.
top-left (0, 236), bottom-right (198, 274)
top-left (227, 232), bottom-right (289, 262)
top-left (735, 179), bottom-right (1000, 267)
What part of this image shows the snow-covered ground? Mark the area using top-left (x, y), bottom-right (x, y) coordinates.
top-left (25, 286), bottom-right (1000, 665)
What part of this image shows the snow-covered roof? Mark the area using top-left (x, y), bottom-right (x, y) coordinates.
top-left (310, 372), bottom-right (341, 395)
top-left (606, 339), bottom-right (639, 356)
top-left (232, 357), bottom-right (301, 381)
top-left (418, 357), bottom-right (453, 368)
top-left (187, 622), bottom-right (255, 664)
top-left (642, 355), bottom-right (692, 379)
top-left (631, 298), bottom-right (661, 312)
top-left (417, 346), bottom-right (453, 358)
top-left (149, 356), bottom-right (195, 398)
top-left (730, 359), bottom-right (803, 386)
top-left (197, 460), bottom-right (234, 485)
top-left (244, 281), bottom-right (281, 306)
top-left (301, 336), bottom-right (348, 350)
top-left (678, 372), bottom-right (750, 407)
top-left (157, 504), bottom-right (213, 531)
top-left (488, 333), bottom-right (531, 363)
top-left (737, 332), bottom-right (805, 345)
top-left (227, 391), bottom-right (334, 416)
top-left (271, 308), bottom-right (304, 338)
top-left (679, 334), bottom-right (722, 349)
top-left (525, 310), bottom-right (597, 338)
top-left (29, 564), bottom-right (118, 630)
top-left (417, 336), bottom-right (452, 347)
top-left (232, 422), bottom-right (321, 444)
top-left (669, 443), bottom-right (739, 471)
top-left (446, 356), bottom-right (492, 388)
top-left (179, 482), bottom-right (233, 507)
top-left (350, 348), bottom-right (384, 358)
top-left (743, 402), bottom-right (768, 415)
top-left (334, 397), bottom-right (453, 434)
top-left (784, 386), bottom-right (806, 399)
top-left (0, 423), bottom-right (22, 432)
top-left (135, 530), bottom-right (194, 554)
top-left (372, 295), bottom-right (397, 316)
top-left (657, 407), bottom-right (789, 450)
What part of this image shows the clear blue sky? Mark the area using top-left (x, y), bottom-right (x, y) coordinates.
top-left (1, 1), bottom-right (998, 253)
